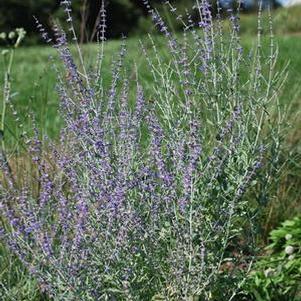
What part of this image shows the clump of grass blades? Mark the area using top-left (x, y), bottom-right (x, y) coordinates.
top-left (0, 0), bottom-right (287, 300)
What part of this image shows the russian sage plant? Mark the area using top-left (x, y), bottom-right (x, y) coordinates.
top-left (0, 0), bottom-right (285, 300)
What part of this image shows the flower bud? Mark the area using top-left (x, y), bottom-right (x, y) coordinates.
top-left (8, 31), bottom-right (16, 39)
top-left (0, 32), bottom-right (6, 40)
top-left (285, 245), bottom-right (294, 255)
top-left (264, 267), bottom-right (274, 277)
top-left (285, 234), bottom-right (292, 241)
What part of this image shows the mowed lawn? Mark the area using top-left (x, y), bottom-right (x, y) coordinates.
top-left (1, 34), bottom-right (301, 143)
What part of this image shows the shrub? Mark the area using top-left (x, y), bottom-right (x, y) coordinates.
top-left (0, 0), bottom-right (285, 300)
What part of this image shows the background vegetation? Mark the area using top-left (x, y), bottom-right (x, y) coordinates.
top-left (0, 0), bottom-right (286, 45)
top-left (0, 0), bottom-right (182, 44)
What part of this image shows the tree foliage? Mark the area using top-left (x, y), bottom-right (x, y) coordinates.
top-left (0, 0), bottom-right (198, 44)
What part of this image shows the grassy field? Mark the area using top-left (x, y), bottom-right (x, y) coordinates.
top-left (1, 34), bottom-right (301, 137)
top-left (0, 6), bottom-right (301, 300)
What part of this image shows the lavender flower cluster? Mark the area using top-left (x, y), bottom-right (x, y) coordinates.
top-left (0, 0), bottom-right (283, 300)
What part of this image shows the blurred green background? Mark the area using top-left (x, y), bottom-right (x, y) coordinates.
top-left (0, 0), bottom-right (288, 45)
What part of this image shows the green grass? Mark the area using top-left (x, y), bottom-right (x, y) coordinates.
top-left (1, 34), bottom-right (301, 132)
top-left (1, 35), bottom-right (300, 149)
top-left (0, 246), bottom-right (47, 301)
top-left (1, 5), bottom-right (300, 146)
top-left (1, 7), bottom-right (301, 300)
top-left (239, 5), bottom-right (301, 35)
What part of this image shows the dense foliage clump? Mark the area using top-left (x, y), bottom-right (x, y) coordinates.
top-left (247, 217), bottom-right (301, 301)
